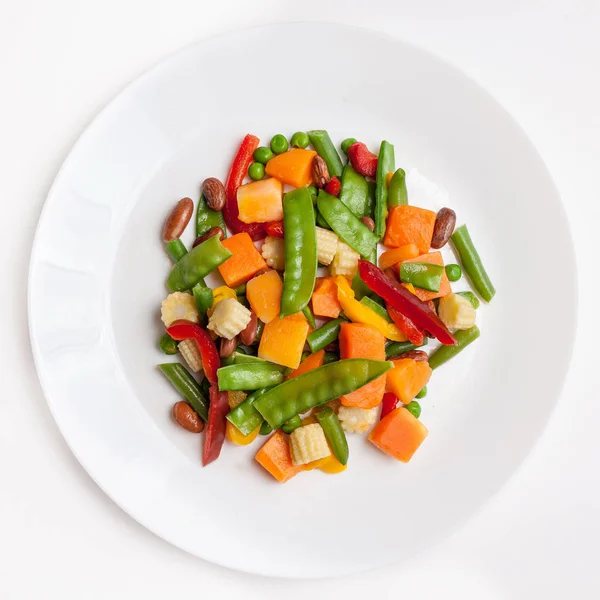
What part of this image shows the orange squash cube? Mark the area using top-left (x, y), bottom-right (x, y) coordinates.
top-left (246, 270), bottom-right (282, 324)
top-left (258, 313), bottom-right (309, 369)
top-left (386, 358), bottom-right (432, 404)
top-left (218, 232), bottom-right (268, 288)
top-left (369, 406), bottom-right (428, 462)
top-left (237, 178), bottom-right (283, 223)
top-left (265, 148), bottom-right (317, 188)
top-left (255, 431), bottom-right (304, 482)
top-left (383, 205), bottom-right (436, 254)
top-left (311, 277), bottom-right (342, 318)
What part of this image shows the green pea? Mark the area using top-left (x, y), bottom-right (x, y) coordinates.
top-left (253, 146), bottom-right (273, 164)
top-left (457, 291), bottom-right (480, 309)
top-left (341, 137), bottom-right (358, 154)
top-left (445, 264), bottom-right (462, 282)
top-left (158, 333), bottom-right (178, 355)
top-left (248, 162), bottom-right (265, 181)
top-left (290, 131), bottom-right (309, 149)
top-left (259, 421), bottom-right (273, 435)
top-left (416, 385), bottom-right (427, 399)
top-left (406, 401), bottom-right (421, 418)
top-left (270, 134), bottom-right (289, 154)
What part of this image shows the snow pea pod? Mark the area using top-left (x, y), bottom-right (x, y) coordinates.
top-left (280, 188), bottom-right (317, 317)
top-left (388, 168), bottom-right (408, 207)
top-left (374, 141), bottom-right (395, 237)
top-left (306, 316), bottom-right (347, 353)
top-left (400, 262), bottom-right (445, 292)
top-left (316, 407), bottom-right (349, 465)
top-left (317, 190), bottom-right (379, 258)
top-left (428, 325), bottom-right (480, 370)
top-left (281, 415), bottom-right (302, 434)
top-left (158, 363), bottom-right (209, 422)
top-left (226, 387), bottom-right (270, 436)
top-left (196, 192), bottom-right (227, 237)
top-left (339, 164), bottom-right (370, 218)
top-left (217, 363), bottom-right (285, 391)
top-left (254, 359), bottom-right (393, 429)
top-left (222, 352), bottom-right (287, 370)
top-left (167, 235), bottom-right (232, 292)
top-left (307, 130), bottom-right (343, 178)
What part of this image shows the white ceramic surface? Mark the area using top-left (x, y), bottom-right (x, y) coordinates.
top-left (28, 22), bottom-right (576, 578)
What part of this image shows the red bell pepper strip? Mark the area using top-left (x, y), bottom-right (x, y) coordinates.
top-left (203, 386), bottom-right (229, 466)
top-left (265, 220), bottom-right (284, 238)
top-left (358, 260), bottom-right (457, 345)
top-left (380, 392), bottom-right (400, 420)
top-left (386, 302), bottom-right (425, 345)
top-left (223, 134), bottom-right (266, 241)
top-left (347, 142), bottom-right (378, 178)
top-left (324, 176), bottom-right (341, 197)
top-left (166, 320), bottom-right (220, 385)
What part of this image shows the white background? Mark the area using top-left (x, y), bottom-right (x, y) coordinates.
top-left (1, 0), bottom-right (599, 598)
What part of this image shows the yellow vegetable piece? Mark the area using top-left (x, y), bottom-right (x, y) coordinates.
top-left (228, 391), bottom-right (247, 409)
top-left (226, 421), bottom-right (260, 446)
top-left (335, 276), bottom-right (407, 342)
top-left (316, 455), bottom-right (347, 474)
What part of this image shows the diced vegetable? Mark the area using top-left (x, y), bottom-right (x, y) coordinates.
top-left (428, 325), bottom-right (480, 370)
top-left (255, 430), bottom-right (304, 483)
top-left (218, 232), bottom-right (268, 288)
top-left (383, 205), bottom-right (436, 254)
top-left (316, 226), bottom-right (339, 266)
top-left (289, 423), bottom-right (331, 466)
top-left (438, 293), bottom-right (476, 330)
top-left (378, 244), bottom-right (419, 271)
top-left (161, 292), bottom-right (199, 327)
top-left (380, 392), bottom-right (400, 420)
top-left (399, 262), bottom-right (445, 293)
top-left (285, 349), bottom-right (325, 380)
top-left (386, 358), bottom-right (432, 404)
top-left (246, 270), bottom-right (282, 324)
top-left (386, 302), bottom-right (426, 346)
top-left (226, 420), bottom-right (260, 445)
top-left (401, 252), bottom-right (451, 301)
top-left (237, 177), bottom-right (284, 223)
top-left (311, 276), bottom-right (342, 318)
top-left (369, 406), bottom-right (428, 462)
top-left (330, 241), bottom-right (360, 278)
top-left (264, 148), bottom-right (317, 187)
top-left (338, 405), bottom-right (377, 433)
top-left (258, 313), bottom-right (310, 369)
top-left (228, 391), bottom-right (247, 409)
top-left (178, 338), bottom-right (203, 373)
top-left (261, 235), bottom-right (285, 271)
top-left (207, 297), bottom-right (252, 340)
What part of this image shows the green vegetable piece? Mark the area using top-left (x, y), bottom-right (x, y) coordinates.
top-left (254, 359), bottom-right (393, 429)
top-left (253, 146), bottom-right (273, 164)
top-left (248, 162), bottom-right (265, 181)
top-left (351, 246), bottom-right (376, 300)
top-left (316, 407), bottom-right (349, 465)
top-left (167, 235), bottom-right (232, 292)
top-left (165, 239), bottom-right (188, 263)
top-left (259, 421), bottom-right (274, 435)
top-left (306, 185), bottom-right (318, 202)
top-left (280, 188), bottom-right (317, 317)
top-left (323, 351), bottom-right (339, 364)
top-left (388, 168), bottom-right (408, 208)
top-left (451, 225), bottom-right (496, 302)
top-left (281, 415), bottom-right (303, 434)
top-left (196, 193), bottom-right (227, 238)
top-left (385, 340), bottom-right (427, 359)
top-left (302, 305), bottom-right (317, 329)
top-left (405, 401), bottom-right (421, 419)
top-left (254, 320), bottom-right (264, 344)
top-left (158, 363), bottom-right (208, 422)
top-left (158, 333), bottom-right (178, 355)
top-left (227, 387), bottom-right (270, 436)
top-left (307, 316), bottom-right (347, 353)
top-left (445, 264), bottom-right (462, 282)
top-left (307, 130), bottom-right (343, 178)
top-left (339, 164), bottom-right (370, 219)
top-left (270, 134), bottom-right (289, 154)
top-left (457, 291), bottom-right (480, 309)
top-left (360, 296), bottom-right (392, 322)
top-left (192, 281), bottom-right (213, 323)
top-left (428, 325), bottom-right (481, 370)
top-left (315, 209), bottom-right (331, 230)
top-left (200, 375), bottom-right (211, 399)
top-left (399, 262), bottom-right (445, 292)
top-left (341, 137), bottom-right (358, 154)
top-left (234, 283), bottom-right (247, 295)
top-left (217, 363), bottom-right (285, 391)
top-left (290, 131), bottom-right (309, 149)
top-left (416, 385), bottom-right (427, 399)
top-left (374, 141), bottom-right (395, 237)
top-left (317, 190), bottom-right (379, 258)
top-left (231, 352), bottom-right (286, 369)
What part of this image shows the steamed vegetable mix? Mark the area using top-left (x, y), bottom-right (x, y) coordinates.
top-left (154, 131), bottom-right (494, 477)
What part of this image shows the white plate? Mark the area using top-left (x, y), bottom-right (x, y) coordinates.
top-left (28, 22), bottom-right (577, 578)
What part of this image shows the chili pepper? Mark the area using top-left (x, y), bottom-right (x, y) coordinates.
top-left (324, 176), bottom-right (341, 197)
top-left (374, 141), bottom-right (395, 238)
top-left (158, 363), bottom-right (209, 422)
top-left (379, 392), bottom-right (398, 420)
top-left (226, 387), bottom-right (270, 436)
top-left (358, 261), bottom-right (456, 345)
top-left (280, 187), bottom-right (317, 317)
top-left (457, 291), bottom-right (480, 309)
top-left (323, 351), bottom-right (339, 364)
top-left (339, 164), bottom-right (371, 219)
top-left (360, 296), bottom-right (392, 322)
top-left (265, 220), bottom-right (284, 238)
top-left (315, 406), bottom-right (349, 465)
top-left (281, 415), bottom-right (303, 434)
top-left (347, 142), bottom-right (378, 178)
top-left (399, 262), bottom-right (445, 293)
top-left (317, 190), bottom-right (379, 258)
top-left (307, 130), bottom-right (343, 178)
top-left (451, 225), bottom-right (496, 302)
top-left (203, 386), bottom-right (229, 465)
top-left (166, 320), bottom-right (220, 385)
top-left (196, 192), bottom-right (227, 238)
top-left (253, 358), bottom-right (393, 429)
top-left (259, 421), bottom-right (274, 435)
top-left (302, 305), bottom-right (317, 329)
top-left (223, 134), bottom-right (266, 241)
top-left (306, 316), bottom-right (347, 353)
top-left (192, 281), bottom-right (213, 324)
top-left (385, 302), bottom-right (425, 345)
top-left (165, 238), bottom-right (188, 263)
top-left (428, 325), bottom-right (480, 370)
top-left (167, 235), bottom-right (232, 292)
top-left (216, 363), bottom-right (285, 391)
top-left (388, 168), bottom-right (408, 208)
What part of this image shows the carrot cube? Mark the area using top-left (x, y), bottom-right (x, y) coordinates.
top-left (383, 205), bottom-right (436, 254)
top-left (369, 406), bottom-right (428, 462)
top-left (255, 431), bottom-right (304, 482)
top-left (218, 232), bottom-right (268, 288)
top-left (311, 277), bottom-right (342, 318)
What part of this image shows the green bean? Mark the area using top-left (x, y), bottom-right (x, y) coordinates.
top-left (192, 281), bottom-right (213, 324)
top-left (165, 239), bottom-right (188, 262)
top-left (307, 316), bottom-right (347, 353)
top-left (375, 140), bottom-right (395, 238)
top-left (385, 340), bottom-right (427, 359)
top-left (307, 130), bottom-right (343, 178)
top-left (216, 363), bottom-right (285, 391)
top-left (281, 415), bottom-right (303, 434)
top-left (158, 363), bottom-right (208, 422)
top-left (315, 407), bottom-right (349, 465)
top-left (388, 168), bottom-right (408, 208)
top-left (428, 325), bottom-right (480, 370)
top-left (302, 305), bottom-right (317, 329)
top-left (323, 351), bottom-right (339, 364)
top-left (158, 333), bottom-right (178, 355)
top-left (234, 283), bottom-right (247, 295)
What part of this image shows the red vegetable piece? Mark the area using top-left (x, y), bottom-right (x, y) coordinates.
top-left (223, 134), bottom-right (266, 241)
top-left (265, 220), bottom-right (284, 238)
top-left (203, 386), bottom-right (229, 465)
top-left (380, 392), bottom-right (400, 420)
top-left (386, 302), bottom-right (425, 345)
top-left (166, 320), bottom-right (221, 385)
top-left (324, 176), bottom-right (341, 197)
top-left (358, 261), bottom-right (457, 346)
top-left (347, 142), bottom-right (378, 178)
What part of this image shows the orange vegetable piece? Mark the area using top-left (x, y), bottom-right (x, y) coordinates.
top-left (308, 454), bottom-right (347, 473)
top-left (311, 276), bottom-right (342, 318)
top-left (218, 232), bottom-right (268, 288)
top-left (286, 349), bottom-right (325, 380)
top-left (369, 406), bottom-right (428, 462)
top-left (378, 244), bottom-right (420, 271)
top-left (265, 148), bottom-right (317, 188)
top-left (246, 270), bottom-right (282, 324)
top-left (387, 358), bottom-right (432, 404)
top-left (226, 421), bottom-right (260, 445)
top-left (258, 313), bottom-right (309, 369)
top-left (339, 323), bottom-right (387, 409)
top-left (402, 251), bottom-right (451, 301)
top-left (383, 205), bottom-right (436, 254)
top-left (386, 171), bottom-right (394, 186)
top-left (255, 431), bottom-right (304, 482)
top-left (237, 177), bottom-right (284, 223)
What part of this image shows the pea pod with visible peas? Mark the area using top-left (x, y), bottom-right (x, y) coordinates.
top-left (227, 387), bottom-right (271, 436)
top-left (217, 363), bottom-right (285, 391)
top-left (315, 407), bottom-right (349, 465)
top-left (281, 415), bottom-right (302, 434)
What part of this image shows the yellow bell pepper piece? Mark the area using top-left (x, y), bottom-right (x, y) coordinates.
top-left (226, 421), bottom-right (260, 445)
top-left (335, 277), bottom-right (407, 342)
top-left (402, 282), bottom-right (417, 295)
top-left (207, 286), bottom-right (237, 317)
